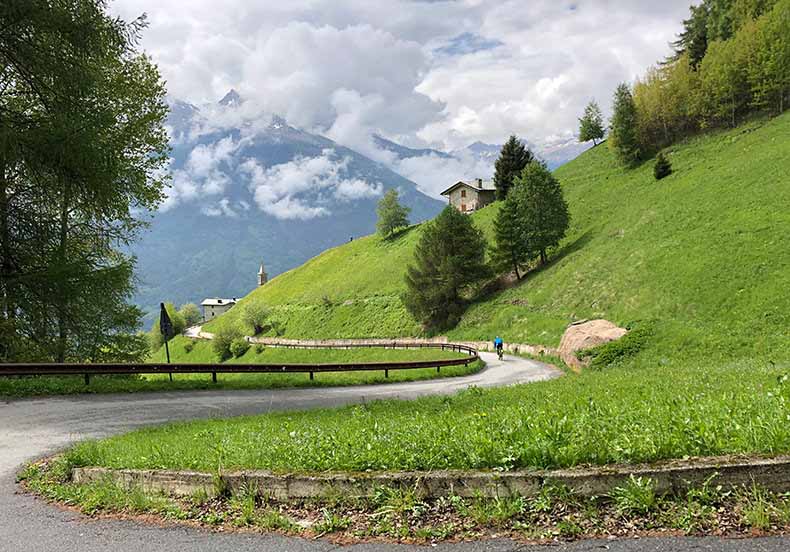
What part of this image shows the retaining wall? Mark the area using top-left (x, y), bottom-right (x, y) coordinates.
top-left (72, 455), bottom-right (790, 500)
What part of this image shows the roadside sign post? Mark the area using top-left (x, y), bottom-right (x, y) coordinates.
top-left (159, 303), bottom-right (175, 381)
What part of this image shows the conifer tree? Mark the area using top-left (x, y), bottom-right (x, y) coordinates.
top-left (513, 162), bottom-right (570, 266)
top-left (376, 189), bottom-right (411, 238)
top-left (609, 83), bottom-right (642, 167)
top-left (653, 152), bottom-right (673, 180)
top-left (493, 135), bottom-right (533, 200)
top-left (578, 100), bottom-right (606, 145)
top-left (669, 3), bottom-right (710, 69)
top-left (403, 207), bottom-right (490, 332)
top-left (492, 191), bottom-right (534, 280)
top-left (0, 1), bottom-right (169, 362)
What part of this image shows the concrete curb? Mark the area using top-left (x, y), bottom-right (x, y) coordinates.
top-left (72, 455), bottom-right (790, 500)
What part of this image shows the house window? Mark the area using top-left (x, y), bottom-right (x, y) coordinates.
top-left (461, 189), bottom-right (466, 198)
top-left (461, 203), bottom-right (467, 211)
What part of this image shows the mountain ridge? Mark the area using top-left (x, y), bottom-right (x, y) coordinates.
top-left (132, 94), bottom-right (444, 322)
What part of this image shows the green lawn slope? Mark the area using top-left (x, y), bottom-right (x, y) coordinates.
top-left (208, 113), bottom-right (790, 364)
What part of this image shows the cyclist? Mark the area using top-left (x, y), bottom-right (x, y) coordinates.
top-left (494, 336), bottom-right (504, 360)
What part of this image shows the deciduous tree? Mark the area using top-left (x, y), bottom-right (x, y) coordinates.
top-left (179, 303), bottom-right (202, 327)
top-left (240, 302), bottom-right (271, 335)
top-left (578, 101), bottom-right (605, 145)
top-left (376, 189), bottom-right (410, 238)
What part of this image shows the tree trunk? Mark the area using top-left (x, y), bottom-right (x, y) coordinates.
top-left (731, 90), bottom-right (736, 128)
top-left (56, 184), bottom-right (70, 363)
top-left (511, 251), bottom-right (520, 280)
top-left (0, 156), bottom-right (12, 324)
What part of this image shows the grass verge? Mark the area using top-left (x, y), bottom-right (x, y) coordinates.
top-left (60, 357), bottom-right (790, 473)
top-left (20, 458), bottom-right (790, 543)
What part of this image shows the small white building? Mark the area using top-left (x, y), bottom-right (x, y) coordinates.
top-left (201, 297), bottom-right (237, 321)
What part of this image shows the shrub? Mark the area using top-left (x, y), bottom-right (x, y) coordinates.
top-left (654, 152), bottom-right (673, 180)
top-left (580, 322), bottom-right (654, 369)
top-left (178, 303), bottom-right (202, 327)
top-left (229, 338), bottom-right (250, 358)
top-left (183, 340), bottom-right (194, 353)
top-left (148, 302), bottom-right (186, 352)
top-left (240, 302), bottom-right (271, 335)
top-left (254, 344), bottom-right (265, 354)
top-left (212, 326), bottom-right (242, 361)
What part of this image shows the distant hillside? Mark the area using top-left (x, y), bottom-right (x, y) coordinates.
top-left (207, 113), bottom-right (790, 363)
top-left (131, 93), bottom-right (443, 322)
top-left (373, 134), bottom-right (452, 160)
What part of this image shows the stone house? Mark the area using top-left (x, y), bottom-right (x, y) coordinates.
top-left (440, 179), bottom-right (496, 213)
top-left (200, 297), bottom-right (237, 321)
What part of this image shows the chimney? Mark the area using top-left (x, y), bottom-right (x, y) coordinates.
top-left (477, 178), bottom-right (483, 188)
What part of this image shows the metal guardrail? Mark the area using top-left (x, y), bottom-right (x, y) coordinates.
top-left (0, 342), bottom-right (480, 384)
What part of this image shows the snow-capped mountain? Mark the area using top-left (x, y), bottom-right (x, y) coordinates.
top-left (132, 92), bottom-right (443, 320)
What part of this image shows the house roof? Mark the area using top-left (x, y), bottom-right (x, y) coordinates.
top-left (201, 298), bottom-right (237, 307)
top-left (440, 179), bottom-right (496, 196)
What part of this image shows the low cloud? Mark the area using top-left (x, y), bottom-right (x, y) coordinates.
top-left (242, 149), bottom-right (383, 220)
top-left (390, 151), bottom-right (495, 199)
top-left (160, 136), bottom-right (240, 211)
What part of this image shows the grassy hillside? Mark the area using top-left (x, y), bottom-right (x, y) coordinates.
top-left (208, 113), bottom-right (790, 364)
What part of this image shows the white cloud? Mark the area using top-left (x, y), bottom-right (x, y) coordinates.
top-left (113, 0), bottom-right (692, 185)
top-left (390, 151), bottom-right (495, 199)
top-left (334, 178), bottom-right (384, 201)
top-left (201, 198), bottom-right (238, 218)
top-left (160, 136), bottom-right (241, 211)
top-left (241, 149), bottom-right (383, 220)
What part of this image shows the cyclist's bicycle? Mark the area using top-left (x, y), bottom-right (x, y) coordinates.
top-left (496, 346), bottom-right (504, 361)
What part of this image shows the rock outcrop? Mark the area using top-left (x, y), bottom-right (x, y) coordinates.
top-left (559, 319), bottom-right (628, 369)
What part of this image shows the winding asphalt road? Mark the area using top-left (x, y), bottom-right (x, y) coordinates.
top-left (1, 353), bottom-right (788, 551)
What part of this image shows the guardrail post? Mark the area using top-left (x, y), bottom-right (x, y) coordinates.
top-left (385, 369), bottom-right (389, 378)
top-left (84, 373), bottom-right (90, 386)
top-left (309, 371), bottom-right (314, 381)
top-left (212, 372), bottom-right (217, 383)
top-left (436, 366), bottom-right (440, 374)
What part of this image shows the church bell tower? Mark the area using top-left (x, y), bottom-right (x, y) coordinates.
top-left (257, 262), bottom-right (268, 287)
